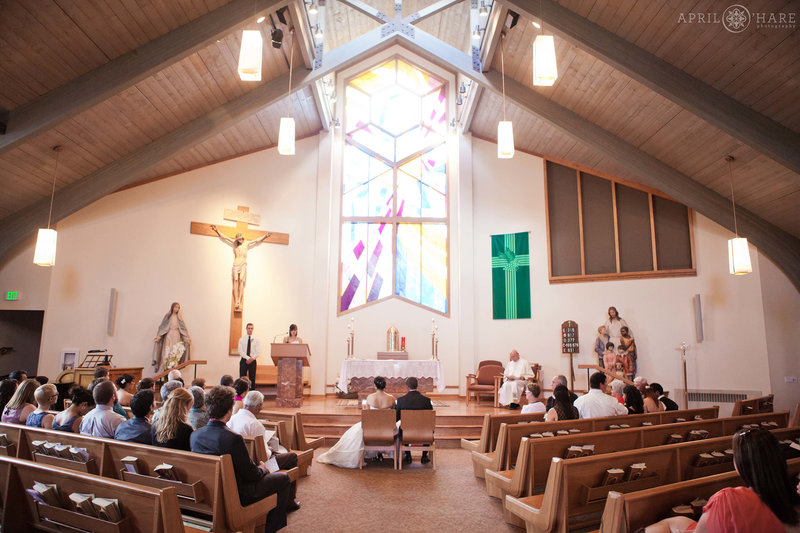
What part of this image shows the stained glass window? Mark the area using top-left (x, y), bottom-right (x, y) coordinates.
top-left (339, 59), bottom-right (449, 314)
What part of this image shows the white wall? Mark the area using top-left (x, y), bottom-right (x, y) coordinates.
top-left (1, 132), bottom-right (797, 408)
top-left (469, 137), bottom-right (774, 399)
top-left (759, 253), bottom-right (800, 413)
top-left (30, 137), bottom-right (320, 383)
top-left (0, 240), bottom-right (52, 311)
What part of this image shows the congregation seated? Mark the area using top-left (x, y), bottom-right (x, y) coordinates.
top-left (52, 385), bottom-right (94, 432)
top-left (651, 382), bottom-right (679, 411)
top-left (152, 386), bottom-right (193, 451)
top-left (643, 386), bottom-right (665, 413)
top-left (136, 376), bottom-right (155, 392)
top-left (8, 369), bottom-right (28, 382)
top-left (521, 383), bottom-right (546, 414)
top-left (152, 379), bottom-right (183, 423)
top-left (1, 378), bottom-right (37, 424)
top-left (80, 380), bottom-right (125, 438)
top-left (646, 428), bottom-right (800, 533)
top-left (220, 374), bottom-right (235, 387)
top-left (609, 379), bottom-right (625, 403)
top-left (0, 378), bottom-right (18, 414)
top-left (89, 375), bottom-right (129, 419)
top-left (191, 385), bottom-right (295, 533)
top-left (545, 374), bottom-right (578, 410)
top-left (574, 371), bottom-right (628, 418)
top-left (232, 377), bottom-right (251, 415)
top-left (115, 373), bottom-right (135, 406)
top-left (229, 390), bottom-right (298, 482)
top-left (114, 389), bottom-right (154, 444)
top-left (33, 375), bottom-right (49, 385)
top-left (190, 377), bottom-right (206, 388)
top-left (623, 384), bottom-right (644, 414)
top-left (168, 368), bottom-right (183, 384)
top-left (544, 384), bottom-right (579, 422)
top-left (25, 383), bottom-right (58, 428)
top-left (188, 385), bottom-right (209, 429)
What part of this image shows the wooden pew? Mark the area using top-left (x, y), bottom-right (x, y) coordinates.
top-left (731, 393), bottom-right (774, 416)
top-left (484, 411), bottom-right (789, 499)
top-left (472, 406), bottom-right (721, 479)
top-left (461, 412), bottom-right (546, 453)
top-left (0, 422), bottom-right (282, 533)
top-left (599, 457), bottom-right (800, 533)
top-left (257, 411), bottom-right (319, 476)
top-left (0, 455), bottom-right (208, 533)
top-left (503, 427), bottom-right (800, 532)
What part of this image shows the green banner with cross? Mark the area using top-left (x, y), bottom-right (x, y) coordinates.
top-left (491, 232), bottom-right (531, 319)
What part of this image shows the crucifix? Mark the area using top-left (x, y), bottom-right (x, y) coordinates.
top-left (191, 206), bottom-right (289, 354)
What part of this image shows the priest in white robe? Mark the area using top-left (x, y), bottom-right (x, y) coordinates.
top-left (498, 349), bottom-right (534, 408)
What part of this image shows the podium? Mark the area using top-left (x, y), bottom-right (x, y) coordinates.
top-left (270, 343), bottom-right (311, 407)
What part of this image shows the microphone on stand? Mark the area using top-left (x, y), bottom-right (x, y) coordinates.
top-left (273, 332), bottom-right (289, 343)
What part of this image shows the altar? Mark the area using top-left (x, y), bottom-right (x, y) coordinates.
top-left (338, 359), bottom-right (445, 394)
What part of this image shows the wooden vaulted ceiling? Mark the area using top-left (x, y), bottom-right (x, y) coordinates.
top-left (0, 0), bottom-right (798, 287)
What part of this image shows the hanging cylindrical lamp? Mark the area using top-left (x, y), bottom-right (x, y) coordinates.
top-left (497, 33), bottom-right (514, 159)
top-left (532, 34), bottom-right (557, 86)
top-left (238, 29), bottom-right (263, 81)
top-left (278, 32), bottom-right (296, 155)
top-left (34, 146), bottom-right (62, 267)
top-left (725, 155), bottom-right (751, 275)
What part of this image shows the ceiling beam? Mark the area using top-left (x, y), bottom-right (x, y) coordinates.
top-left (398, 29), bottom-right (800, 290)
top-left (405, 0), bottom-right (467, 24)
top-left (287, 0), bottom-right (331, 131)
top-left (500, 0), bottom-right (800, 176)
top-left (337, 0), bottom-right (389, 23)
top-left (479, 4), bottom-right (507, 71)
top-left (0, 27), bottom-right (398, 264)
top-left (0, 0), bottom-right (290, 156)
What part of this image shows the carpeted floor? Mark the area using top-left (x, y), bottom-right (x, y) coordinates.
top-left (285, 447), bottom-right (521, 532)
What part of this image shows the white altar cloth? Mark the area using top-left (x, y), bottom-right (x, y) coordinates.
top-left (338, 359), bottom-right (445, 392)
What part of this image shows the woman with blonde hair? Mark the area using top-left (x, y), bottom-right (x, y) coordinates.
top-left (1, 378), bottom-right (38, 424)
top-left (152, 387), bottom-right (193, 451)
top-left (26, 384), bottom-right (58, 428)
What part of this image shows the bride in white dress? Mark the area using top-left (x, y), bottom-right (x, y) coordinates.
top-left (317, 376), bottom-right (396, 468)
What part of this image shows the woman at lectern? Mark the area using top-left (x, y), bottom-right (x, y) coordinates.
top-left (283, 324), bottom-right (303, 344)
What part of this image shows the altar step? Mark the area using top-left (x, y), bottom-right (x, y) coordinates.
top-left (300, 413), bottom-right (484, 449)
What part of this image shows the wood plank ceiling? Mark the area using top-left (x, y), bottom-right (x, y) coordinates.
top-left (0, 0), bottom-right (798, 272)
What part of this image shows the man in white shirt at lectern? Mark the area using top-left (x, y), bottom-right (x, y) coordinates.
top-left (498, 349), bottom-right (533, 409)
top-left (238, 323), bottom-right (260, 390)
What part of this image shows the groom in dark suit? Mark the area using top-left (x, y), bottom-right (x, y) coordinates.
top-left (395, 376), bottom-right (434, 464)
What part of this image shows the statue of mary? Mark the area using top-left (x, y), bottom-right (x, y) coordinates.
top-left (152, 302), bottom-right (191, 372)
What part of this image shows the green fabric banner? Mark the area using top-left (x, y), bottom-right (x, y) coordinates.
top-left (491, 232), bottom-right (531, 319)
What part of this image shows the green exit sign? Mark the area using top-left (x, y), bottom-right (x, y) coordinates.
top-left (5, 291), bottom-right (19, 301)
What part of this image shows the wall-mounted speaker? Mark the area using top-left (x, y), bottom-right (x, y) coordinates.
top-left (693, 294), bottom-right (704, 342)
top-left (107, 288), bottom-right (118, 336)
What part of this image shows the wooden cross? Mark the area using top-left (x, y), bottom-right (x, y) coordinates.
top-left (191, 206), bottom-right (289, 355)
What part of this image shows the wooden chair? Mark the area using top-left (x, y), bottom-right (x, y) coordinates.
top-left (466, 363), bottom-right (505, 405)
top-left (360, 409), bottom-right (398, 469)
top-left (399, 410), bottom-right (436, 470)
top-left (478, 360), bottom-right (504, 368)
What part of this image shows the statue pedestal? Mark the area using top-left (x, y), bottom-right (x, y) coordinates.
top-left (275, 358), bottom-right (304, 407)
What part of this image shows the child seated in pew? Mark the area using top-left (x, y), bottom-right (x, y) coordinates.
top-left (645, 428), bottom-right (800, 533)
top-left (25, 384), bottom-right (58, 429)
top-left (52, 386), bottom-right (94, 433)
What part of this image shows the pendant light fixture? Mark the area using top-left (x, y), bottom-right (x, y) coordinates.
top-left (532, 1), bottom-right (557, 86)
top-left (278, 32), bottom-right (296, 156)
top-left (34, 146), bottom-right (62, 267)
top-left (238, 3), bottom-right (264, 81)
top-left (478, 1), bottom-right (489, 17)
top-left (497, 33), bottom-right (514, 159)
top-left (725, 155), bottom-right (752, 275)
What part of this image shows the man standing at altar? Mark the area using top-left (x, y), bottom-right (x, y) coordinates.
top-left (498, 350), bottom-right (533, 409)
top-left (238, 323), bottom-right (260, 390)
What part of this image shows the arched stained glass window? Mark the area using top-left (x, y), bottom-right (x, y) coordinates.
top-left (339, 59), bottom-right (449, 315)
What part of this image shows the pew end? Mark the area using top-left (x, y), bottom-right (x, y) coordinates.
top-left (504, 457), bottom-right (565, 533)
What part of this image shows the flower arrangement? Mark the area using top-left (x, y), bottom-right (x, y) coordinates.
top-left (162, 340), bottom-right (186, 373)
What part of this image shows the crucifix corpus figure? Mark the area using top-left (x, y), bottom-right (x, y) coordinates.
top-left (190, 206), bottom-right (289, 355)
top-left (210, 225), bottom-right (271, 310)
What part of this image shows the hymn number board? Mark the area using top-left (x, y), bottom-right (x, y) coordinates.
top-left (561, 321), bottom-right (579, 353)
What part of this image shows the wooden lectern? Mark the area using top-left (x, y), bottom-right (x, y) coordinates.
top-left (271, 343), bottom-right (311, 407)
